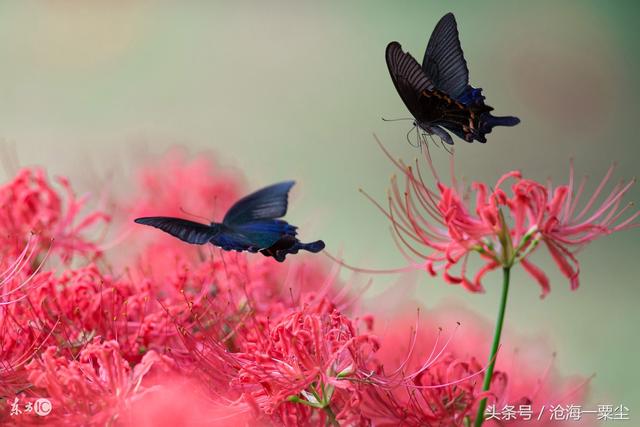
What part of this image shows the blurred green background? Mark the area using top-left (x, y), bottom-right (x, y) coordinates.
top-left (0, 1), bottom-right (638, 422)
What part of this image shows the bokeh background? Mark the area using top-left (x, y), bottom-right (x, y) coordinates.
top-left (1, 1), bottom-right (638, 422)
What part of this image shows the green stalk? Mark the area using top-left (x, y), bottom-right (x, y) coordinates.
top-left (474, 266), bottom-right (511, 427)
top-left (324, 405), bottom-right (339, 426)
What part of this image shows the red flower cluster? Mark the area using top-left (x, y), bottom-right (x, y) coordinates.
top-left (363, 305), bottom-right (592, 426)
top-left (0, 168), bottom-right (109, 263)
top-left (369, 141), bottom-right (638, 296)
top-left (0, 151), bottom-right (590, 426)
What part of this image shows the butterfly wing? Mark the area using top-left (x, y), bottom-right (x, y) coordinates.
top-left (386, 42), bottom-right (435, 120)
top-left (210, 220), bottom-right (296, 251)
top-left (134, 217), bottom-right (216, 244)
top-left (422, 13), bottom-right (469, 99)
top-left (429, 125), bottom-right (455, 146)
top-left (231, 219), bottom-right (297, 247)
top-left (222, 181), bottom-right (295, 226)
top-left (209, 231), bottom-right (260, 252)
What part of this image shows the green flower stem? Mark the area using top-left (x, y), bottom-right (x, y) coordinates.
top-left (474, 266), bottom-right (511, 427)
top-left (324, 405), bottom-right (339, 426)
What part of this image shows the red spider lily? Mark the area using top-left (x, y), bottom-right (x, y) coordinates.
top-left (174, 260), bottom-right (375, 426)
top-left (358, 313), bottom-right (490, 426)
top-left (0, 150), bottom-right (597, 426)
top-left (361, 304), bottom-right (592, 427)
top-left (517, 162), bottom-right (638, 291)
top-left (367, 140), bottom-right (638, 296)
top-left (24, 339), bottom-right (177, 425)
top-left (7, 264), bottom-right (177, 363)
top-left (361, 353), bottom-right (488, 426)
top-left (0, 234), bottom-right (51, 306)
top-left (234, 305), bottom-right (378, 425)
top-left (0, 168), bottom-right (110, 263)
top-left (0, 235), bottom-right (55, 401)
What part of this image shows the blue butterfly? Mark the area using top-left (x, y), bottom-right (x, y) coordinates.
top-left (134, 181), bottom-right (325, 262)
top-left (386, 13), bottom-right (520, 145)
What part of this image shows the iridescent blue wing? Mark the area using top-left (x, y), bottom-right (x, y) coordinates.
top-left (232, 219), bottom-right (297, 247)
top-left (222, 181), bottom-right (295, 226)
top-left (134, 217), bottom-right (216, 244)
top-left (422, 13), bottom-right (469, 99)
top-left (386, 42), bottom-right (435, 119)
top-left (210, 231), bottom-right (259, 252)
top-left (212, 220), bottom-right (297, 252)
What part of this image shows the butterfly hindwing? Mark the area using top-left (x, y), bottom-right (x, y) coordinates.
top-left (422, 12), bottom-right (469, 99)
top-left (209, 231), bottom-right (259, 252)
top-left (134, 217), bottom-right (216, 244)
top-left (222, 181), bottom-right (295, 226)
top-left (230, 219), bottom-right (297, 248)
top-left (429, 125), bottom-right (455, 146)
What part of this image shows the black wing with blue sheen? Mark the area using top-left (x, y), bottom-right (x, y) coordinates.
top-left (209, 231), bottom-right (260, 252)
top-left (134, 217), bottom-right (216, 244)
top-left (422, 13), bottom-right (469, 99)
top-left (222, 181), bottom-right (295, 226)
top-left (231, 219), bottom-right (297, 248)
top-left (386, 42), bottom-right (435, 119)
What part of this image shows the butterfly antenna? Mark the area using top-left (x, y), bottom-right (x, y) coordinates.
top-left (381, 116), bottom-right (414, 122)
top-left (179, 207), bottom-right (211, 223)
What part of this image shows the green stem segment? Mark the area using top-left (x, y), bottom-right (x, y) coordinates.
top-left (474, 267), bottom-right (511, 427)
top-left (324, 405), bottom-right (339, 427)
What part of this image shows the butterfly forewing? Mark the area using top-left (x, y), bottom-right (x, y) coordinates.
top-left (222, 181), bottom-right (294, 226)
top-left (134, 217), bottom-right (216, 244)
top-left (386, 42), bottom-right (434, 110)
top-left (422, 13), bottom-right (469, 99)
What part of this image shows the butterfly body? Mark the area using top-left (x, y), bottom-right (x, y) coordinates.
top-left (412, 88), bottom-right (481, 139)
top-left (134, 181), bottom-right (325, 262)
top-left (386, 13), bottom-right (520, 145)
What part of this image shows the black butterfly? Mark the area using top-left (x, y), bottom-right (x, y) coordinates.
top-left (386, 13), bottom-right (520, 145)
top-left (134, 181), bottom-right (325, 262)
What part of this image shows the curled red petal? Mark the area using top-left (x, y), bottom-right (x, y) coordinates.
top-left (521, 258), bottom-right (551, 298)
